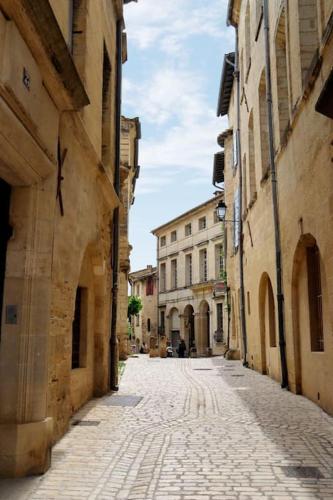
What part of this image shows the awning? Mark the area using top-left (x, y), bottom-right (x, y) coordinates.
top-left (217, 52), bottom-right (235, 117)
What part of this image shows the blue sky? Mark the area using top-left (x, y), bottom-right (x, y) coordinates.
top-left (123, 0), bottom-right (234, 271)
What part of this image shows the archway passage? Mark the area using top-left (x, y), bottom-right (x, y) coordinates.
top-left (184, 304), bottom-right (195, 353)
top-left (0, 179), bottom-right (12, 340)
top-left (258, 273), bottom-right (280, 381)
top-left (169, 307), bottom-right (180, 353)
top-left (292, 234), bottom-right (325, 399)
top-left (198, 300), bottom-right (210, 356)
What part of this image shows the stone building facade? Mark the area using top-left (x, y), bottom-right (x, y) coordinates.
top-left (0, 0), bottom-right (138, 476)
top-left (216, 0), bottom-right (333, 415)
top-left (129, 266), bottom-right (158, 352)
top-left (118, 116), bottom-right (141, 360)
top-left (152, 195), bottom-right (227, 357)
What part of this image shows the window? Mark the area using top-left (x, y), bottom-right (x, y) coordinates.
top-left (307, 245), bottom-right (324, 352)
top-left (136, 314), bottom-right (140, 326)
top-left (199, 249), bottom-right (208, 282)
top-left (233, 188), bottom-right (240, 250)
top-left (147, 318), bottom-right (151, 332)
top-left (198, 217), bottom-right (206, 230)
top-left (171, 230), bottom-right (177, 243)
top-left (267, 280), bottom-right (276, 347)
top-left (214, 210), bottom-right (220, 224)
top-left (70, 0), bottom-right (87, 79)
top-left (72, 287), bottom-right (87, 369)
top-left (171, 259), bottom-right (178, 289)
top-left (259, 70), bottom-right (269, 179)
top-left (136, 284), bottom-right (140, 296)
top-left (160, 263), bottom-right (166, 292)
top-left (0, 179), bottom-right (11, 341)
top-left (185, 223), bottom-right (192, 236)
top-left (160, 310), bottom-right (165, 334)
top-left (255, 0), bottom-right (263, 40)
top-left (215, 244), bottom-right (224, 279)
top-left (244, 1), bottom-right (251, 76)
top-left (217, 303), bottom-right (223, 332)
top-left (102, 43), bottom-right (112, 167)
top-left (160, 236), bottom-right (166, 247)
top-left (298, 0), bottom-right (319, 88)
top-left (248, 110), bottom-right (257, 204)
top-left (233, 130), bottom-right (238, 169)
top-left (185, 254), bottom-right (192, 286)
top-left (275, 9), bottom-right (290, 144)
top-left (146, 276), bottom-right (154, 296)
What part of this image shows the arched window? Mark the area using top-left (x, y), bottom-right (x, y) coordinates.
top-left (306, 244), bottom-right (324, 351)
top-left (248, 111), bottom-right (257, 204)
top-left (267, 280), bottom-right (276, 348)
top-left (298, 0), bottom-right (319, 87)
top-left (242, 154), bottom-right (248, 211)
top-left (275, 9), bottom-right (290, 144)
top-left (259, 71), bottom-right (269, 179)
top-left (147, 318), bottom-right (151, 332)
top-left (244, 1), bottom-right (251, 78)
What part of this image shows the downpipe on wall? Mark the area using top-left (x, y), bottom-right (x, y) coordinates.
top-left (234, 26), bottom-right (248, 367)
top-left (109, 19), bottom-right (123, 392)
top-left (263, 0), bottom-right (289, 389)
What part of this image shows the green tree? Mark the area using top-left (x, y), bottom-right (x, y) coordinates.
top-left (128, 295), bottom-right (143, 318)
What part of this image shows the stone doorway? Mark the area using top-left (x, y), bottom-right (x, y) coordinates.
top-left (0, 179), bottom-right (12, 339)
top-left (184, 304), bottom-right (195, 352)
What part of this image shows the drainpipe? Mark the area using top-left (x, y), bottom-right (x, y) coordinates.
top-left (263, 0), bottom-right (289, 389)
top-left (234, 26), bottom-right (248, 366)
top-left (109, 18), bottom-right (123, 392)
top-left (156, 235), bottom-right (160, 348)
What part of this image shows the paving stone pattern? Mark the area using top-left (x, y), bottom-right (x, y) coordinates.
top-left (1, 356), bottom-right (333, 499)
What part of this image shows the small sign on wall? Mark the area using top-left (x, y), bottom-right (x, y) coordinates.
top-left (5, 305), bottom-right (18, 324)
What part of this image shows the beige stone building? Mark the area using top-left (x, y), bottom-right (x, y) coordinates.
top-left (152, 194), bottom-right (227, 357)
top-left (129, 266), bottom-right (158, 351)
top-left (118, 116), bottom-right (141, 360)
top-left (0, 0), bottom-right (138, 476)
top-left (216, 0), bottom-right (333, 415)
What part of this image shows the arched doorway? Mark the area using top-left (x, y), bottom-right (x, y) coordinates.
top-left (184, 304), bottom-right (195, 352)
top-left (169, 307), bottom-right (180, 353)
top-left (258, 273), bottom-right (280, 381)
top-left (198, 300), bottom-right (210, 356)
top-left (292, 234), bottom-right (325, 399)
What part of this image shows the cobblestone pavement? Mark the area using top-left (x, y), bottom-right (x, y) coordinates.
top-left (1, 356), bottom-right (333, 500)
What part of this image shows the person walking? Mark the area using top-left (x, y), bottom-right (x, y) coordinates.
top-left (177, 339), bottom-right (186, 358)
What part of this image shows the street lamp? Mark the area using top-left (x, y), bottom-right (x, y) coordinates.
top-left (216, 200), bottom-right (227, 221)
top-left (216, 200), bottom-right (239, 223)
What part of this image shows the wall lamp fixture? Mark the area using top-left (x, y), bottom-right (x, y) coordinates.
top-left (215, 200), bottom-right (239, 223)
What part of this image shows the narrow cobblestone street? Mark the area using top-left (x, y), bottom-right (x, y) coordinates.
top-left (1, 356), bottom-right (333, 500)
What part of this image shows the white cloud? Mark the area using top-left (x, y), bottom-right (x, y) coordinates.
top-left (123, 0), bottom-right (231, 195)
top-left (124, 0), bottom-right (231, 55)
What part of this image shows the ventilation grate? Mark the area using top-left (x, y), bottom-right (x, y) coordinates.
top-left (72, 420), bottom-right (101, 427)
top-left (193, 368), bottom-right (213, 371)
top-left (280, 466), bottom-right (323, 479)
top-left (103, 395), bottom-right (143, 407)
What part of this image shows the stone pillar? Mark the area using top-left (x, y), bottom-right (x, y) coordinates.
top-left (0, 182), bottom-right (54, 476)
